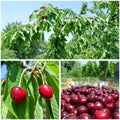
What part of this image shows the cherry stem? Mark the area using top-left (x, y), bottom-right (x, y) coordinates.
top-left (63, 114), bottom-right (75, 119)
top-left (38, 61), bottom-right (47, 84)
top-left (18, 68), bottom-right (27, 87)
top-left (33, 75), bottom-right (39, 87)
top-left (30, 61), bottom-right (39, 73)
top-left (40, 72), bottom-right (45, 84)
top-left (34, 61), bottom-right (39, 69)
top-left (37, 61), bottom-right (46, 71)
top-left (41, 61), bottom-right (46, 71)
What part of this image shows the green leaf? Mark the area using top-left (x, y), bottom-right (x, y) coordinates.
top-left (18, 30), bottom-right (26, 41)
top-left (50, 95), bottom-right (59, 119)
top-left (46, 61), bottom-right (59, 75)
top-left (34, 96), bottom-right (43, 119)
top-left (45, 100), bottom-right (53, 119)
top-left (11, 31), bottom-right (17, 41)
top-left (29, 9), bottom-right (39, 22)
top-left (1, 100), bottom-right (15, 119)
top-left (27, 74), bottom-right (39, 118)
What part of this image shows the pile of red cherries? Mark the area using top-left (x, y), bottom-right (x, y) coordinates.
top-left (61, 85), bottom-right (119, 119)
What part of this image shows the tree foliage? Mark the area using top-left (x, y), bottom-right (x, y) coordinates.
top-left (1, 1), bottom-right (119, 59)
top-left (63, 61), bottom-right (75, 71)
top-left (62, 61), bottom-right (118, 80)
top-left (1, 48), bottom-right (17, 59)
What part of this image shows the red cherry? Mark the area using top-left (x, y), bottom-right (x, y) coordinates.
top-left (65, 104), bottom-right (75, 113)
top-left (95, 101), bottom-right (103, 110)
top-left (70, 95), bottom-right (79, 104)
top-left (77, 105), bottom-right (88, 114)
top-left (87, 102), bottom-right (96, 111)
top-left (94, 110), bottom-right (110, 119)
top-left (100, 97), bottom-right (107, 106)
top-left (102, 108), bottom-right (111, 116)
top-left (106, 102), bottom-right (115, 111)
top-left (61, 100), bottom-right (66, 108)
top-left (79, 96), bottom-right (88, 104)
top-left (10, 86), bottom-right (26, 104)
top-left (112, 111), bottom-right (119, 119)
top-left (39, 84), bottom-right (53, 99)
top-left (79, 113), bottom-right (92, 119)
top-left (70, 109), bottom-right (77, 115)
top-left (61, 111), bottom-right (68, 119)
top-left (64, 96), bottom-right (70, 103)
top-left (106, 95), bottom-right (115, 103)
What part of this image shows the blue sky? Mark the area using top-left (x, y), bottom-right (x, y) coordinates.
top-left (1, 61), bottom-right (33, 79)
top-left (1, 64), bottom-right (7, 79)
top-left (1, 1), bottom-right (93, 30)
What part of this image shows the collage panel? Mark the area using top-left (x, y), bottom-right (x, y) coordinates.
top-left (1, 61), bottom-right (59, 119)
top-left (1, 1), bottom-right (119, 59)
top-left (61, 61), bottom-right (119, 119)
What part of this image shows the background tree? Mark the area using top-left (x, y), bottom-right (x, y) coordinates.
top-left (1, 22), bottom-right (47, 59)
top-left (62, 61), bottom-right (118, 83)
top-left (63, 61), bottom-right (75, 72)
top-left (99, 61), bottom-right (108, 79)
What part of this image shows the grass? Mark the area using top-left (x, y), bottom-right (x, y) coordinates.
top-left (61, 76), bottom-right (99, 82)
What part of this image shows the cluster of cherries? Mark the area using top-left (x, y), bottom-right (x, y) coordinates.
top-left (61, 85), bottom-right (119, 119)
top-left (10, 84), bottom-right (53, 104)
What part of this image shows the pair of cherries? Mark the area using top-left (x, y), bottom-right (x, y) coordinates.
top-left (10, 84), bottom-right (53, 104)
